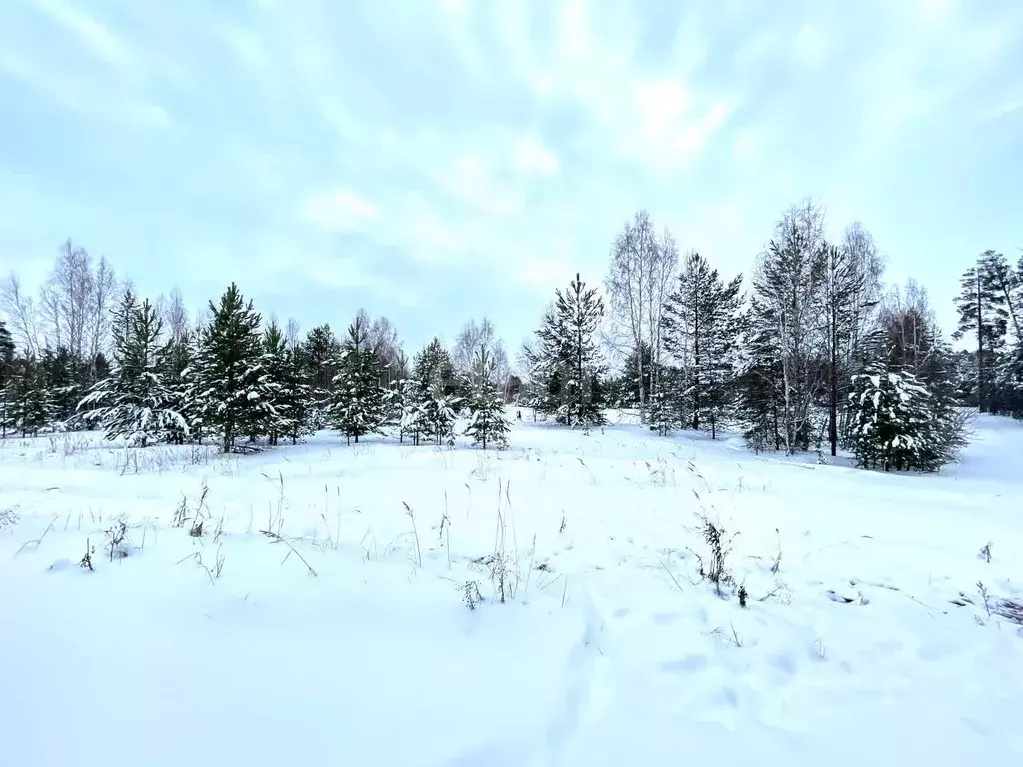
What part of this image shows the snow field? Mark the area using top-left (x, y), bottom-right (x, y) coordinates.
top-left (1, 413), bottom-right (1021, 765)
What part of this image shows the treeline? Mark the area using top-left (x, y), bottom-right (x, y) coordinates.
top-left (515, 200), bottom-right (1021, 471)
top-left (0, 243), bottom-right (513, 450)
top-left (2, 201), bottom-right (1020, 472)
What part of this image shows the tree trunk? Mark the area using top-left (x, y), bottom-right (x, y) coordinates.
top-left (829, 307), bottom-right (838, 457)
top-left (977, 273), bottom-right (985, 413)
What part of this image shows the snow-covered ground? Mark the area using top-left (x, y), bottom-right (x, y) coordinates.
top-left (1, 413), bottom-right (1021, 766)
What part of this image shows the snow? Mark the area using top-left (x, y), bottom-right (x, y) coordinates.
top-left (2, 412), bottom-right (1022, 766)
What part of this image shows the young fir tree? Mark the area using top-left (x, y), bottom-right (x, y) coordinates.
top-left (661, 252), bottom-right (744, 437)
top-left (40, 346), bottom-right (84, 427)
top-left (849, 365), bottom-right (939, 472)
top-left (283, 340), bottom-right (314, 444)
top-left (734, 307), bottom-right (784, 452)
top-left (302, 324), bottom-right (341, 427)
top-left (521, 310), bottom-right (564, 420)
top-left (411, 338), bottom-right (460, 445)
top-left (259, 321), bottom-right (295, 446)
top-left (953, 251), bottom-right (1009, 413)
top-left (185, 283), bottom-right (266, 453)
top-left (330, 316), bottom-right (385, 445)
top-left (464, 346), bottom-right (511, 449)
top-left (536, 274), bottom-right (605, 427)
top-left (78, 296), bottom-right (186, 447)
top-left (5, 356), bottom-right (50, 437)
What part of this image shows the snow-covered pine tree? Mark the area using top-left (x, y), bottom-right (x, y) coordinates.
top-left (185, 283), bottom-right (265, 453)
top-left (538, 274), bottom-right (605, 427)
top-left (259, 321), bottom-right (294, 446)
top-left (411, 338), bottom-right (460, 444)
top-left (5, 355), bottom-right (49, 437)
top-left (520, 311), bottom-right (563, 421)
top-left (849, 365), bottom-right (940, 471)
top-left (734, 308), bottom-right (784, 453)
top-left (77, 296), bottom-right (186, 447)
top-left (301, 324), bottom-right (341, 428)
top-left (40, 346), bottom-right (85, 427)
top-left (751, 204), bottom-right (828, 453)
top-left (987, 253), bottom-right (1023, 417)
top-left (330, 315), bottom-right (385, 445)
top-left (283, 339), bottom-right (314, 444)
top-left (0, 320), bottom-right (15, 438)
top-left (647, 388), bottom-right (674, 436)
top-left (953, 251), bottom-right (1009, 414)
top-left (464, 346), bottom-right (511, 449)
top-left (662, 251), bottom-right (745, 437)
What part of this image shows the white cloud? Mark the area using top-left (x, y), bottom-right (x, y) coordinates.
top-left (31, 0), bottom-right (131, 68)
top-left (513, 135), bottom-right (560, 176)
top-left (301, 189), bottom-right (381, 232)
top-left (792, 23), bottom-right (829, 71)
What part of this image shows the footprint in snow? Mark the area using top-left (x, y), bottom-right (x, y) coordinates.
top-left (611, 607), bottom-right (630, 620)
top-left (652, 612), bottom-right (680, 626)
top-left (768, 653), bottom-right (797, 676)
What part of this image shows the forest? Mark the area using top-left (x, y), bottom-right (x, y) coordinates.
top-left (2, 199), bottom-right (1021, 473)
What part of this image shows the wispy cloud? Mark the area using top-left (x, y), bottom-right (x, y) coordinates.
top-left (1, 0), bottom-right (1021, 349)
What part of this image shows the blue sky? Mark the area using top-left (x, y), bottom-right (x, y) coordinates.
top-left (1, 0), bottom-right (1021, 356)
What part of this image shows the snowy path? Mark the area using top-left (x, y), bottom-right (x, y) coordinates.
top-left (1, 415), bottom-right (1022, 765)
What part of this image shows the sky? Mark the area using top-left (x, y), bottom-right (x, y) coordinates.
top-left (1, 0), bottom-right (1022, 358)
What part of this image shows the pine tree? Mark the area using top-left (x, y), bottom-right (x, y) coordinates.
top-left (953, 252), bottom-right (1008, 413)
top-left (820, 241), bottom-right (872, 456)
top-left (464, 347), bottom-right (511, 449)
top-left (283, 340), bottom-right (314, 444)
top-left (0, 321), bottom-right (15, 438)
top-left (5, 356), bottom-right (49, 437)
top-left (753, 226), bottom-right (826, 452)
top-left (533, 274), bottom-right (605, 427)
top-left (185, 283), bottom-right (265, 453)
top-left (78, 297), bottom-right (186, 447)
top-left (662, 252), bottom-right (744, 437)
top-left (734, 307), bottom-right (784, 452)
top-left (849, 366), bottom-right (937, 472)
top-left (259, 321), bottom-right (294, 446)
top-left (40, 345), bottom-right (84, 427)
top-left (300, 324), bottom-right (341, 428)
top-left (330, 315), bottom-right (385, 445)
top-left (411, 338), bottom-right (461, 444)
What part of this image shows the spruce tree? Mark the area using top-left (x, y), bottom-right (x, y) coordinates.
top-left (78, 297), bottom-right (186, 447)
top-left (283, 340), bottom-right (314, 444)
top-left (662, 252), bottom-right (744, 437)
top-left (186, 283), bottom-right (265, 453)
top-left (535, 274), bottom-right (605, 427)
top-left (302, 324), bottom-right (341, 427)
top-left (259, 321), bottom-right (293, 446)
top-left (411, 338), bottom-right (460, 444)
top-left (849, 366), bottom-right (937, 472)
top-left (464, 347), bottom-right (511, 449)
top-left (6, 356), bottom-right (49, 437)
top-left (330, 315), bottom-right (385, 445)
top-left (734, 308), bottom-right (784, 452)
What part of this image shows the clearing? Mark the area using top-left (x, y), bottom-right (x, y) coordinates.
top-left (1, 413), bottom-right (1021, 766)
